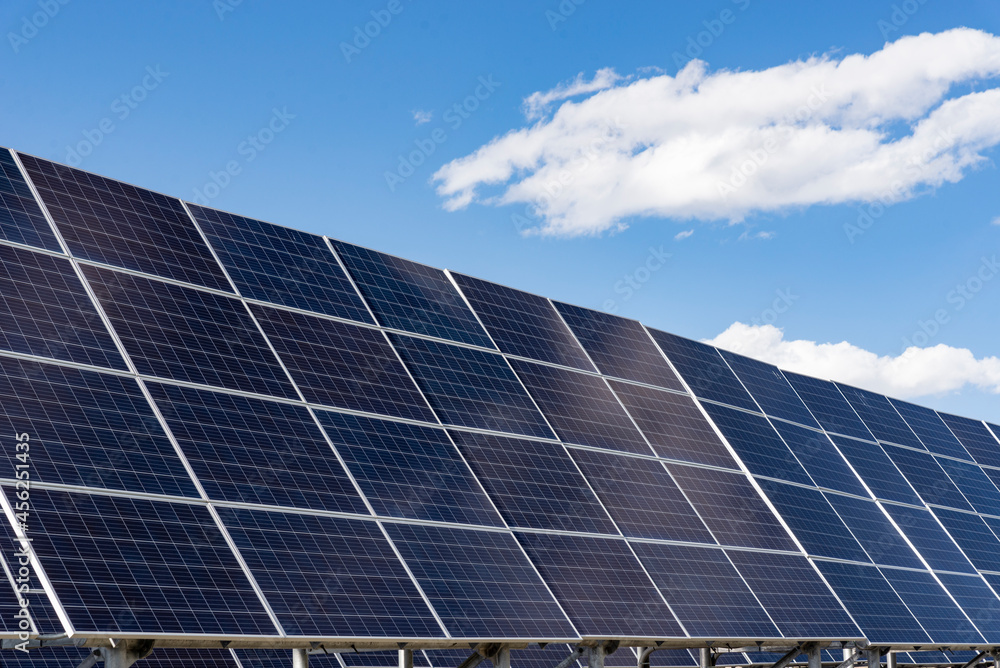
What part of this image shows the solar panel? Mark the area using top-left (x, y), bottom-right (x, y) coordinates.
top-left (448, 430), bottom-right (619, 534)
top-left (879, 503), bottom-right (977, 574)
top-left (933, 457), bottom-right (1000, 514)
top-left (768, 421), bottom-right (868, 496)
top-left (249, 304), bottom-right (435, 421)
top-left (514, 532), bottom-right (684, 638)
top-left (189, 205), bottom-right (373, 323)
top-left (331, 241), bottom-right (494, 347)
top-left (931, 507), bottom-right (1000, 573)
top-left (552, 302), bottom-right (683, 390)
top-left (876, 568), bottom-right (981, 643)
top-left (837, 384), bottom-right (924, 449)
top-left (646, 331), bottom-right (757, 411)
top-left (82, 264), bottom-right (299, 399)
top-left (822, 494), bottom-right (925, 570)
top-left (450, 273), bottom-right (596, 371)
top-left (18, 153), bottom-right (232, 291)
top-left (890, 398), bottom-right (972, 460)
top-left (935, 572), bottom-right (1000, 642)
top-left (937, 413), bottom-right (1000, 469)
top-left (881, 444), bottom-right (973, 511)
top-left (390, 333), bottom-right (555, 438)
top-left (342, 650), bottom-right (432, 668)
top-left (0, 244), bottom-right (127, 369)
top-left (827, 435), bottom-right (921, 505)
top-left (0, 149), bottom-right (61, 251)
top-left (782, 373), bottom-right (874, 441)
top-left (718, 350), bottom-right (819, 428)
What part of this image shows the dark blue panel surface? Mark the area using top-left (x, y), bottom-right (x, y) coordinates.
top-left (630, 543), bottom-right (781, 638)
top-left (837, 384), bottom-right (923, 448)
top-left (449, 430), bottom-right (618, 534)
top-left (932, 508), bottom-right (1000, 573)
top-left (147, 382), bottom-right (366, 514)
top-left (725, 551), bottom-right (861, 639)
top-left (0, 357), bottom-right (197, 497)
top-left (451, 273), bottom-right (594, 371)
top-left (426, 645), bottom-right (576, 668)
top-left (937, 572), bottom-right (1000, 642)
top-left (217, 507), bottom-right (443, 637)
top-left (934, 457), bottom-right (1000, 514)
top-left (823, 494), bottom-right (925, 570)
top-left (719, 350), bottom-right (819, 428)
top-left (770, 421), bottom-right (868, 496)
top-left (316, 411), bottom-right (503, 527)
top-left (0, 245), bottom-right (126, 369)
top-left (331, 241), bottom-right (493, 347)
top-left (881, 445), bottom-right (973, 511)
top-left (828, 435), bottom-right (921, 505)
top-left (646, 331), bottom-right (757, 411)
top-left (0, 149), bottom-right (60, 250)
top-left (515, 532), bottom-right (684, 638)
top-left (82, 265), bottom-right (299, 399)
top-left (0, 647), bottom-right (92, 668)
top-left (782, 373), bottom-right (874, 441)
top-left (569, 448), bottom-right (715, 544)
top-left (19, 154), bottom-right (231, 291)
top-left (553, 302), bottom-right (683, 390)
top-left (880, 503), bottom-right (976, 574)
top-left (699, 403), bottom-right (812, 485)
top-left (608, 381), bottom-right (738, 469)
top-left (757, 479), bottom-right (869, 562)
top-left (891, 398), bottom-right (971, 460)
top-left (342, 651), bottom-right (432, 668)
top-left (877, 568), bottom-right (981, 643)
top-left (510, 359), bottom-right (652, 455)
top-left (249, 304), bottom-right (434, 421)
top-left (189, 205), bottom-right (372, 323)
top-left (665, 464), bottom-right (796, 551)
top-left (11, 488), bottom-right (276, 635)
top-left (383, 523), bottom-right (577, 639)
top-left (938, 413), bottom-right (1000, 469)
top-left (143, 649), bottom-right (242, 668)
top-left (391, 334), bottom-right (554, 439)
top-left (812, 561), bottom-right (929, 644)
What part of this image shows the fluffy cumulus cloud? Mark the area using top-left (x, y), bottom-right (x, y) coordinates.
top-left (706, 322), bottom-right (1000, 398)
top-left (433, 29), bottom-right (1000, 236)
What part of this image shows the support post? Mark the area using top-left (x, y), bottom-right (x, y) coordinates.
top-left (102, 641), bottom-right (156, 668)
top-left (866, 648), bottom-right (880, 668)
top-left (493, 648), bottom-right (510, 668)
top-left (699, 648), bottom-right (711, 668)
top-left (293, 649), bottom-right (309, 668)
top-left (886, 652), bottom-right (896, 668)
top-left (807, 644), bottom-right (821, 668)
top-left (638, 648), bottom-right (653, 668)
top-left (589, 645), bottom-right (606, 668)
top-left (398, 650), bottom-right (413, 668)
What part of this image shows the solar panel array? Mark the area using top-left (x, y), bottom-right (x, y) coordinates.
top-left (4, 147), bottom-right (1000, 665)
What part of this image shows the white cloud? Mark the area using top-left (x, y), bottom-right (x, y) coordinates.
top-left (705, 322), bottom-right (1000, 398)
top-left (412, 109), bottom-right (433, 126)
top-left (739, 230), bottom-right (776, 241)
top-left (992, 216), bottom-right (1000, 226)
top-left (675, 229), bottom-right (694, 241)
top-left (433, 29), bottom-right (1000, 237)
top-left (522, 67), bottom-right (621, 121)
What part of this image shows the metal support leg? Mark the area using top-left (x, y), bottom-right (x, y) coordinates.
top-left (638, 648), bottom-right (653, 668)
top-left (699, 648), bottom-right (711, 668)
top-left (493, 648), bottom-right (510, 668)
top-left (866, 648), bottom-right (880, 668)
top-left (293, 649), bottom-right (309, 668)
top-left (398, 650), bottom-right (413, 668)
top-left (886, 653), bottom-right (896, 668)
top-left (807, 644), bottom-right (821, 668)
top-left (102, 641), bottom-right (156, 668)
top-left (589, 645), bottom-right (606, 668)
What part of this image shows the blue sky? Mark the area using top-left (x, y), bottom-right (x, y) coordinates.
top-left (2, 0), bottom-right (999, 419)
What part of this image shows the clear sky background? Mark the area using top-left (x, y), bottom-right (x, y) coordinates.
top-left (2, 0), bottom-right (999, 420)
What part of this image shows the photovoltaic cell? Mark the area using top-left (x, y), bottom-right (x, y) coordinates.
top-left (719, 350), bottom-right (819, 428)
top-left (699, 403), bottom-right (812, 485)
top-left (382, 523), bottom-right (577, 639)
top-left (82, 265), bottom-right (299, 399)
top-left (936, 572), bottom-right (1000, 642)
top-left (629, 542), bottom-right (781, 638)
top-left (890, 398), bottom-right (971, 460)
top-left (0, 647), bottom-right (92, 668)
top-left (553, 302), bottom-right (683, 390)
top-left (664, 464), bottom-right (796, 552)
top-left (881, 445), bottom-right (972, 511)
top-left (0, 245), bottom-right (126, 370)
top-left (608, 381), bottom-right (738, 469)
top-left (142, 649), bottom-right (242, 668)
top-left (450, 272), bottom-right (595, 371)
top-left (0, 149), bottom-right (60, 251)
top-left (822, 494), bottom-right (924, 570)
top-left (782, 373), bottom-right (874, 441)
top-left (509, 360), bottom-right (652, 455)
top-left (146, 382), bottom-right (366, 514)
top-left (756, 479), bottom-right (869, 562)
top-left (837, 384), bottom-right (923, 449)
top-left (449, 430), bottom-right (618, 534)
top-left (876, 568), bottom-right (981, 643)
top-left (0, 357), bottom-right (197, 497)
top-left (569, 448), bottom-right (716, 544)
top-left (514, 532), bottom-right (684, 638)
top-left (880, 503), bottom-right (976, 574)
top-left (828, 436), bottom-right (921, 505)
top-left (725, 551), bottom-right (860, 639)
top-left (812, 561), bottom-right (929, 644)
top-left (390, 334), bottom-right (554, 439)
top-left (342, 651), bottom-right (431, 668)
top-left (12, 488), bottom-right (276, 635)
top-left (19, 153), bottom-right (231, 291)
top-left (934, 457), bottom-right (1000, 515)
top-left (425, 646), bottom-right (575, 668)
top-left (188, 205), bottom-right (372, 323)
top-left (932, 508), bottom-right (1000, 573)
top-left (769, 421), bottom-right (868, 496)
top-left (937, 413), bottom-right (1000, 469)
top-left (216, 507), bottom-right (443, 637)
top-left (248, 304), bottom-right (434, 421)
top-left (646, 331), bottom-right (757, 412)
top-left (316, 411), bottom-right (503, 527)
